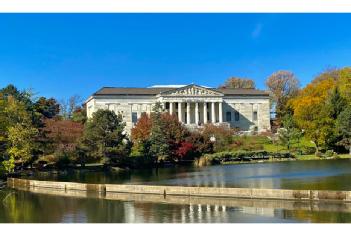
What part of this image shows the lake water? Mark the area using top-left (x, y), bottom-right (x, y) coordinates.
top-left (1, 159), bottom-right (351, 223)
top-left (24, 159), bottom-right (351, 190)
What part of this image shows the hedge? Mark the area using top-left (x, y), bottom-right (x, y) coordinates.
top-left (204, 150), bottom-right (294, 163)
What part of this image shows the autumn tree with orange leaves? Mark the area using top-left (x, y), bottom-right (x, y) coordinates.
top-left (289, 67), bottom-right (351, 153)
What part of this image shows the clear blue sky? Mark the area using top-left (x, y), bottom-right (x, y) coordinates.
top-left (0, 13), bottom-right (351, 101)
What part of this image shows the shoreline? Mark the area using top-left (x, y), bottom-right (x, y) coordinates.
top-left (7, 177), bottom-right (351, 202)
top-left (207, 153), bottom-right (351, 166)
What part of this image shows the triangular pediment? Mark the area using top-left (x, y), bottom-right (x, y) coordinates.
top-left (159, 84), bottom-right (223, 97)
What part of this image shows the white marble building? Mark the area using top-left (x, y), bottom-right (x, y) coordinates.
top-left (85, 84), bottom-right (271, 134)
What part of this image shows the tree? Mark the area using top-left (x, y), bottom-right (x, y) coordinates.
top-left (0, 84), bottom-right (33, 109)
top-left (130, 113), bottom-right (152, 156)
top-left (336, 106), bottom-right (351, 154)
top-left (130, 105), bottom-right (190, 161)
top-left (337, 67), bottom-right (351, 102)
top-left (7, 123), bottom-right (38, 167)
top-left (34, 97), bottom-right (60, 119)
top-left (289, 68), bottom-right (351, 153)
top-left (79, 109), bottom-right (129, 164)
top-left (323, 88), bottom-right (347, 150)
top-left (220, 77), bottom-right (256, 89)
top-left (148, 103), bottom-right (171, 160)
top-left (278, 114), bottom-right (302, 152)
top-left (159, 112), bottom-right (189, 160)
top-left (43, 118), bottom-right (84, 155)
top-left (3, 96), bottom-right (38, 170)
top-left (265, 70), bottom-right (300, 121)
top-left (59, 95), bottom-right (83, 119)
top-left (175, 142), bottom-right (194, 159)
top-left (131, 113), bottom-right (152, 142)
top-left (71, 106), bottom-right (87, 124)
top-left (289, 74), bottom-right (336, 153)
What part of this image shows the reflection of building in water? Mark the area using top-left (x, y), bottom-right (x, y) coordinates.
top-left (239, 165), bottom-right (280, 189)
top-left (121, 201), bottom-right (282, 223)
top-left (61, 210), bottom-right (87, 223)
top-left (185, 204), bottom-right (230, 223)
top-left (197, 171), bottom-right (227, 187)
top-left (241, 207), bottom-right (275, 217)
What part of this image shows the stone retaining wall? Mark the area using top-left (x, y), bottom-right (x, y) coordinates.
top-left (7, 178), bottom-right (351, 202)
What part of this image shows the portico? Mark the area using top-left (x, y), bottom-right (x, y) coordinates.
top-left (157, 84), bottom-right (225, 126)
top-left (164, 100), bottom-right (223, 125)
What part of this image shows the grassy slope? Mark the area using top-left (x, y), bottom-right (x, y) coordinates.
top-left (227, 135), bottom-right (351, 161)
top-left (230, 135), bottom-right (315, 153)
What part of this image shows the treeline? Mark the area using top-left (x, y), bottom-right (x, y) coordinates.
top-left (220, 67), bottom-right (351, 155)
top-left (0, 85), bottom-right (232, 173)
top-left (1, 67), bottom-right (351, 174)
top-left (0, 85), bottom-right (87, 173)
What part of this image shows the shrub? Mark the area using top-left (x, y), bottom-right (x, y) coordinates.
top-left (55, 151), bottom-right (74, 169)
top-left (298, 146), bottom-right (316, 155)
top-left (175, 142), bottom-right (195, 160)
top-left (315, 151), bottom-right (323, 158)
top-left (325, 150), bottom-right (336, 158)
top-left (201, 124), bottom-right (235, 152)
top-left (186, 131), bottom-right (213, 157)
top-left (203, 150), bottom-right (294, 163)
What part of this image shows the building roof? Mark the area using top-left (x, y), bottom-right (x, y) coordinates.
top-left (93, 86), bottom-right (269, 96)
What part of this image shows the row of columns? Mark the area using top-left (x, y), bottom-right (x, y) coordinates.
top-left (168, 101), bottom-right (223, 125)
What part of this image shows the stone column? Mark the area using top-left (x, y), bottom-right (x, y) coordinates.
top-left (218, 102), bottom-right (223, 123)
top-left (186, 102), bottom-right (191, 124)
top-left (169, 102), bottom-right (174, 115)
top-left (137, 104), bottom-right (142, 119)
top-left (211, 102), bottom-right (216, 123)
top-left (203, 102), bottom-right (208, 124)
top-left (195, 102), bottom-right (199, 124)
top-left (178, 102), bottom-right (183, 123)
top-left (148, 104), bottom-right (152, 115)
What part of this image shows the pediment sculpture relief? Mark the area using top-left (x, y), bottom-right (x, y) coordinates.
top-left (162, 85), bottom-right (223, 96)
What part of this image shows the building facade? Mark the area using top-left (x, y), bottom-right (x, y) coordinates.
top-left (85, 84), bottom-right (271, 134)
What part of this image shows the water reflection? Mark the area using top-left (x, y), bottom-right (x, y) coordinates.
top-left (24, 159), bottom-right (351, 191)
top-left (1, 188), bottom-right (351, 223)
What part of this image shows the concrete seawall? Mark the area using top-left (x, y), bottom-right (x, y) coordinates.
top-left (7, 177), bottom-right (351, 202)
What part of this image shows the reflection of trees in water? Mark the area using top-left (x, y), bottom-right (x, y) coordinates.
top-left (281, 209), bottom-right (351, 223)
top-left (280, 174), bottom-right (351, 191)
top-left (1, 190), bottom-right (77, 222)
top-left (0, 190), bottom-right (127, 223)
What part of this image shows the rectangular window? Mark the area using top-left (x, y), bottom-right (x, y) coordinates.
top-left (226, 111), bottom-right (232, 122)
top-left (253, 111), bottom-right (258, 121)
top-left (165, 102), bottom-right (170, 110)
top-left (235, 111), bottom-right (240, 121)
top-left (132, 112), bottom-right (138, 124)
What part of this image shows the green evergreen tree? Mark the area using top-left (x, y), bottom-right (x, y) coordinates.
top-left (149, 102), bottom-right (170, 160)
top-left (79, 109), bottom-right (130, 164)
top-left (336, 106), bottom-right (351, 154)
top-left (278, 113), bottom-right (302, 152)
top-left (324, 87), bottom-right (347, 150)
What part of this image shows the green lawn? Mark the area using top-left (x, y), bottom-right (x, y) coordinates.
top-left (295, 154), bottom-right (351, 161)
top-left (230, 135), bottom-right (315, 153)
